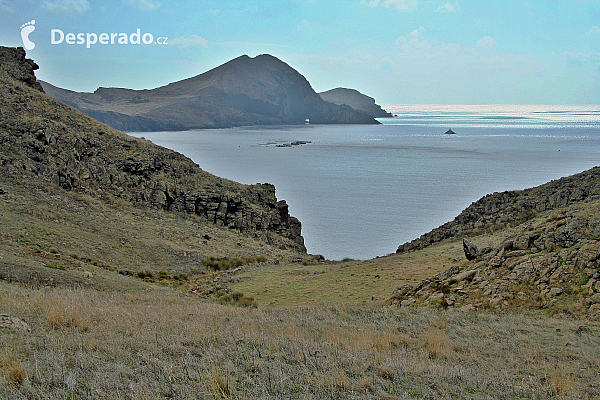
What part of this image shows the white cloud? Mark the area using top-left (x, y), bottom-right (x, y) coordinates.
top-left (171, 35), bottom-right (208, 47)
top-left (476, 35), bottom-right (497, 50)
top-left (436, 1), bottom-right (458, 13)
top-left (583, 26), bottom-right (600, 37)
top-left (124, 0), bottom-right (160, 10)
top-left (43, 0), bottom-right (89, 13)
top-left (362, 0), bottom-right (417, 11)
top-left (0, 0), bottom-right (13, 12)
top-left (562, 51), bottom-right (600, 65)
top-left (396, 26), bottom-right (429, 51)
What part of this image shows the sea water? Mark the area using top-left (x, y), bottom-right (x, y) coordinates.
top-left (130, 105), bottom-right (600, 260)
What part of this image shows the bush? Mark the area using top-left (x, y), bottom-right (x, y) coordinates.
top-left (218, 291), bottom-right (257, 308)
top-left (202, 256), bottom-right (267, 271)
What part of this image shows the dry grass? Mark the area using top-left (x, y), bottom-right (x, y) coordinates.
top-left (1, 351), bottom-right (25, 386)
top-left (40, 291), bottom-right (93, 332)
top-left (1, 281), bottom-right (599, 399)
top-left (422, 328), bottom-right (454, 359)
top-left (549, 365), bottom-right (577, 396)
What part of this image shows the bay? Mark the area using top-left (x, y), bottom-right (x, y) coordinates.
top-left (130, 105), bottom-right (600, 260)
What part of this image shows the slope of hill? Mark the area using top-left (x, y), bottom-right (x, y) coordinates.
top-left (319, 87), bottom-right (392, 118)
top-left (392, 199), bottom-right (600, 317)
top-left (397, 167), bottom-right (600, 253)
top-left (40, 54), bottom-right (378, 131)
top-left (0, 46), bottom-right (305, 254)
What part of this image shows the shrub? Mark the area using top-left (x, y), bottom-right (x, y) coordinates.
top-left (218, 292), bottom-right (257, 308)
top-left (202, 256), bottom-right (267, 271)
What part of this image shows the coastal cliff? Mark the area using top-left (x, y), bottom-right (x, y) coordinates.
top-left (0, 46), bottom-right (305, 252)
top-left (40, 54), bottom-right (378, 131)
top-left (319, 87), bottom-right (392, 118)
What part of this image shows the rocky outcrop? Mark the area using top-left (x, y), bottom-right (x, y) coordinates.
top-left (319, 88), bottom-right (392, 118)
top-left (397, 167), bottom-right (600, 253)
top-left (0, 46), bottom-right (44, 92)
top-left (392, 201), bottom-right (600, 318)
top-left (40, 55), bottom-right (379, 131)
top-left (0, 46), bottom-right (305, 252)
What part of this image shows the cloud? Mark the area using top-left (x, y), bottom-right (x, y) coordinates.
top-left (124, 0), bottom-right (160, 10)
top-left (583, 26), bottom-right (600, 37)
top-left (216, 41), bottom-right (287, 48)
top-left (0, 0), bottom-right (13, 12)
top-left (396, 26), bottom-right (429, 51)
top-left (42, 0), bottom-right (89, 13)
top-left (361, 0), bottom-right (417, 11)
top-left (562, 51), bottom-right (600, 66)
top-left (171, 35), bottom-right (208, 47)
top-left (436, 1), bottom-right (458, 13)
top-left (476, 35), bottom-right (497, 50)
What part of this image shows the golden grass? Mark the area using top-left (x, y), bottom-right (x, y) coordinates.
top-left (422, 328), bottom-right (454, 359)
top-left (1, 352), bottom-right (25, 386)
top-left (1, 282), bottom-right (599, 399)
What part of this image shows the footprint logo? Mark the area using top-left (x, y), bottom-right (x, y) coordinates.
top-left (20, 20), bottom-right (36, 51)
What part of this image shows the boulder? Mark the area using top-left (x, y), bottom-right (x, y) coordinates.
top-left (549, 287), bottom-right (563, 297)
top-left (463, 238), bottom-right (479, 261)
top-left (0, 314), bottom-right (31, 332)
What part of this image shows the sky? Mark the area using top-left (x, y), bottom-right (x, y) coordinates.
top-left (0, 0), bottom-right (599, 104)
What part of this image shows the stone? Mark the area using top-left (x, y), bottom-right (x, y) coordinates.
top-left (549, 287), bottom-right (563, 297)
top-left (584, 293), bottom-right (600, 306)
top-left (459, 304), bottom-right (475, 312)
top-left (394, 284), bottom-right (414, 298)
top-left (447, 269), bottom-right (477, 284)
top-left (589, 304), bottom-right (600, 315)
top-left (463, 238), bottom-right (479, 261)
top-left (400, 298), bottom-right (416, 307)
top-left (574, 325), bottom-right (592, 336)
top-left (0, 314), bottom-right (31, 332)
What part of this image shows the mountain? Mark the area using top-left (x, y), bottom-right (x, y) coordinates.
top-left (40, 54), bottom-right (378, 132)
top-left (318, 87), bottom-right (392, 118)
top-left (0, 46), bottom-right (306, 255)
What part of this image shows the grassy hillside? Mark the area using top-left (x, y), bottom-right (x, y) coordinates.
top-left (1, 47), bottom-right (599, 398)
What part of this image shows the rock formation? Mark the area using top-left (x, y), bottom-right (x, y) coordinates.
top-left (0, 46), bottom-right (305, 252)
top-left (318, 87), bottom-right (392, 118)
top-left (392, 200), bottom-right (600, 318)
top-left (397, 167), bottom-right (600, 253)
top-left (40, 55), bottom-right (379, 131)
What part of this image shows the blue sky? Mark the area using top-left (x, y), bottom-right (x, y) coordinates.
top-left (1, 0), bottom-right (599, 104)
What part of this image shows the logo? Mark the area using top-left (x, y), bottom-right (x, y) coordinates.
top-left (20, 20), bottom-right (36, 51)
top-left (51, 28), bottom-right (167, 49)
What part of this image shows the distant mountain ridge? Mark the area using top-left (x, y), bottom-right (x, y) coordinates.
top-left (40, 54), bottom-right (378, 131)
top-left (318, 88), bottom-right (392, 118)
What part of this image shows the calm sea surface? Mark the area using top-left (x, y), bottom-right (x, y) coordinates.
top-left (130, 105), bottom-right (600, 260)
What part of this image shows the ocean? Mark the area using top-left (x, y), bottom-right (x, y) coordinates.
top-left (129, 105), bottom-right (600, 260)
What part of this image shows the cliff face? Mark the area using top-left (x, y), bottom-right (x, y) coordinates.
top-left (397, 167), bottom-right (600, 253)
top-left (40, 54), bottom-right (379, 131)
top-left (0, 46), bottom-right (305, 252)
top-left (319, 88), bottom-right (392, 118)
